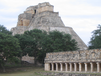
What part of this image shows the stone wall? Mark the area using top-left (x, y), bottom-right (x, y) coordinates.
top-left (22, 54), bottom-right (34, 63)
top-left (37, 72), bottom-right (101, 76)
top-left (37, 3), bottom-right (53, 13)
top-left (44, 49), bottom-right (101, 73)
top-left (45, 49), bottom-right (101, 63)
top-left (11, 26), bottom-right (28, 35)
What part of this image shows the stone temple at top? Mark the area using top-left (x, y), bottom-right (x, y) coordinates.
top-left (11, 2), bottom-right (87, 50)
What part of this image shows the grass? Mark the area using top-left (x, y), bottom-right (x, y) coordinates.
top-left (0, 66), bottom-right (45, 76)
top-left (1, 66), bottom-right (101, 76)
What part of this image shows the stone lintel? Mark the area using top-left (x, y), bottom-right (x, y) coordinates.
top-left (45, 61), bottom-right (101, 64)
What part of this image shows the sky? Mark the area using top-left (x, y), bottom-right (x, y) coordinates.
top-left (0, 0), bottom-right (101, 46)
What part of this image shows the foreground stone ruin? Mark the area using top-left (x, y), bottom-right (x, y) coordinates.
top-left (45, 49), bottom-right (101, 73)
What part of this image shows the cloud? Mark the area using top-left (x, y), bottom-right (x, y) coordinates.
top-left (0, 8), bottom-right (21, 14)
top-left (61, 17), bottom-right (100, 45)
top-left (58, 4), bottom-right (101, 16)
top-left (0, 15), bottom-right (17, 30)
top-left (0, 0), bottom-right (101, 45)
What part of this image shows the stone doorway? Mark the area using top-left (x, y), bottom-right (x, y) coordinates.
top-left (58, 63), bottom-right (61, 71)
top-left (49, 63), bottom-right (52, 71)
top-left (93, 62), bottom-right (97, 72)
top-left (63, 63), bottom-right (65, 71)
top-left (54, 63), bottom-right (56, 71)
top-left (34, 10), bottom-right (36, 14)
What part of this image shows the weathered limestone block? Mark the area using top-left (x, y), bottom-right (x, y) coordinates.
top-left (22, 55), bottom-right (34, 63)
top-left (44, 63), bottom-right (50, 71)
top-left (17, 13), bottom-right (32, 27)
top-left (11, 26), bottom-right (28, 35)
top-left (17, 20), bottom-right (23, 26)
top-left (23, 19), bottom-right (30, 26)
top-left (45, 49), bottom-right (101, 63)
top-left (38, 2), bottom-right (53, 13)
top-left (25, 10), bottom-right (35, 14)
top-left (37, 6), bottom-right (53, 13)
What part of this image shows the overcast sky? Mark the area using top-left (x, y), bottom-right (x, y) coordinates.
top-left (0, 0), bottom-right (101, 46)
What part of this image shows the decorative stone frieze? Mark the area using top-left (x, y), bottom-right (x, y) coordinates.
top-left (45, 49), bottom-right (101, 63)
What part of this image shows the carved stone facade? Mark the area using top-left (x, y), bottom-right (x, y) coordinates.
top-left (11, 2), bottom-right (87, 50)
top-left (45, 49), bottom-right (101, 73)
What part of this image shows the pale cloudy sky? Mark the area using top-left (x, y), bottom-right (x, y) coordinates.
top-left (0, 0), bottom-right (101, 46)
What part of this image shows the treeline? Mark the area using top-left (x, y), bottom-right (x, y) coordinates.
top-left (89, 24), bottom-right (101, 49)
top-left (0, 25), bottom-right (78, 72)
top-left (0, 25), bottom-right (21, 72)
top-left (1, 24), bottom-right (101, 72)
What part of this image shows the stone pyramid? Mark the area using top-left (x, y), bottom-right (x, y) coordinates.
top-left (11, 2), bottom-right (87, 50)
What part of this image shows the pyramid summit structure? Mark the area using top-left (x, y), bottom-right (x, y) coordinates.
top-left (11, 2), bottom-right (87, 50)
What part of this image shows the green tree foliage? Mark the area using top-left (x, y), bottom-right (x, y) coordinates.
top-left (14, 34), bottom-right (35, 62)
top-left (23, 29), bottom-right (47, 65)
top-left (48, 31), bottom-right (78, 51)
top-left (0, 25), bottom-right (12, 35)
top-left (0, 33), bottom-right (21, 72)
top-left (37, 31), bottom-right (78, 63)
top-left (14, 29), bottom-right (78, 65)
top-left (89, 24), bottom-right (101, 49)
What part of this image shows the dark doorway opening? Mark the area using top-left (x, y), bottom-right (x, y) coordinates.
top-left (34, 10), bottom-right (36, 14)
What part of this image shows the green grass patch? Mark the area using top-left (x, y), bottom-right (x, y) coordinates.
top-left (0, 66), bottom-right (44, 76)
top-left (1, 67), bottom-right (101, 76)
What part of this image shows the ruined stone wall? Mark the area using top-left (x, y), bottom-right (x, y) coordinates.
top-left (25, 10), bottom-right (35, 14)
top-left (37, 6), bottom-right (53, 13)
top-left (37, 2), bottom-right (53, 13)
top-left (22, 55), bottom-right (34, 63)
top-left (11, 26), bottom-right (28, 35)
top-left (37, 72), bottom-right (101, 76)
top-left (45, 49), bottom-right (101, 63)
top-left (28, 11), bottom-right (63, 28)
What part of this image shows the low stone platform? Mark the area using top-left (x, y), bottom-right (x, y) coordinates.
top-left (37, 72), bottom-right (101, 76)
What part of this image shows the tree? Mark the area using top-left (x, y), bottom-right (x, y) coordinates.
top-left (16, 29), bottom-right (78, 65)
top-left (43, 31), bottom-right (78, 52)
top-left (23, 29), bottom-right (47, 65)
top-left (0, 25), bottom-right (12, 35)
top-left (14, 34), bottom-right (35, 63)
top-left (0, 33), bottom-right (21, 72)
top-left (89, 24), bottom-right (101, 49)
top-left (37, 31), bottom-right (78, 64)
